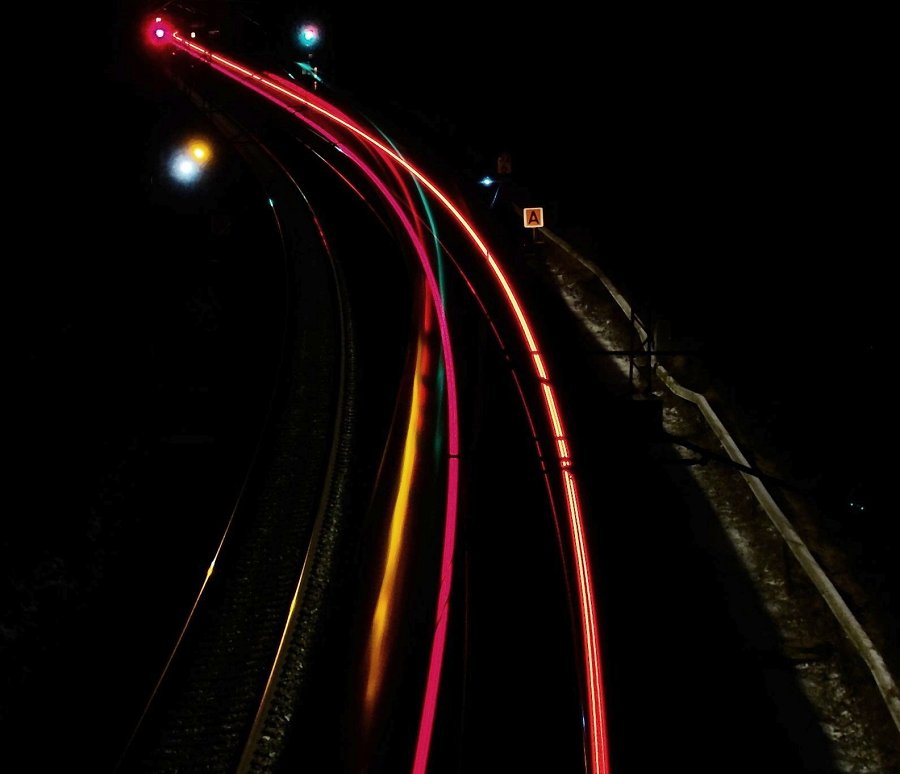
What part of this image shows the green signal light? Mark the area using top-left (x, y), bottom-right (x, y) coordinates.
top-left (297, 23), bottom-right (321, 50)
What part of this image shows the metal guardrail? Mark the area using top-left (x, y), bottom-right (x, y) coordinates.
top-left (520, 208), bottom-right (900, 734)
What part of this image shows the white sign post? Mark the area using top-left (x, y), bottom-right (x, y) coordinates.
top-left (523, 207), bottom-right (544, 248)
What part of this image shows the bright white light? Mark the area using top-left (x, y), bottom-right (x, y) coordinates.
top-left (170, 152), bottom-right (201, 183)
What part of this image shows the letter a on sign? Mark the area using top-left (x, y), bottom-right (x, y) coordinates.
top-left (523, 207), bottom-right (544, 228)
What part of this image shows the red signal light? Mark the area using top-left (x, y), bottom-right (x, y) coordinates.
top-left (144, 16), bottom-right (173, 49)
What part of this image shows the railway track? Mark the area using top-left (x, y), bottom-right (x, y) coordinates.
top-left (114, 75), bottom-right (361, 771)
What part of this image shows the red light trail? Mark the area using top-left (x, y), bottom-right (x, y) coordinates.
top-left (146, 21), bottom-right (609, 773)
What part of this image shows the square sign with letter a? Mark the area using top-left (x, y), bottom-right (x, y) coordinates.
top-left (523, 207), bottom-right (544, 228)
